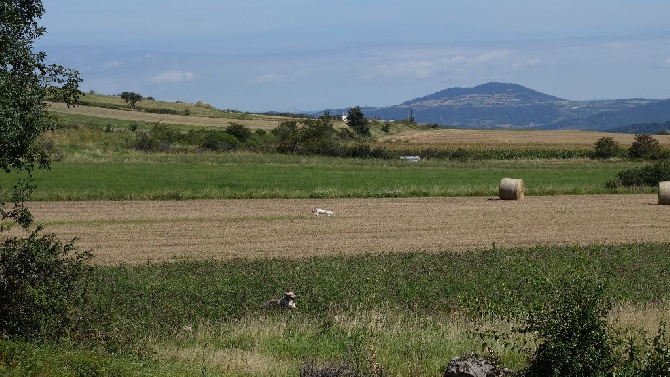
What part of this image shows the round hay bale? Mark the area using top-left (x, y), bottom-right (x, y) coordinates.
top-left (499, 178), bottom-right (525, 200)
top-left (659, 181), bottom-right (670, 205)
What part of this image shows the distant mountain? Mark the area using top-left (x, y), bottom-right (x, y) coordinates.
top-left (545, 99), bottom-right (670, 131)
top-left (402, 82), bottom-right (563, 106)
top-left (607, 120), bottom-right (670, 134)
top-left (317, 82), bottom-right (670, 131)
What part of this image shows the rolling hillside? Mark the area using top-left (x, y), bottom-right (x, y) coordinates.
top-left (320, 82), bottom-right (670, 131)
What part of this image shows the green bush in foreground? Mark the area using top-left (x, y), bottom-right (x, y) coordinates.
top-left (0, 230), bottom-right (92, 341)
top-left (518, 276), bottom-right (616, 376)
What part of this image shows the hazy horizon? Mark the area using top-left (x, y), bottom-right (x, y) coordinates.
top-left (38, 1), bottom-right (670, 112)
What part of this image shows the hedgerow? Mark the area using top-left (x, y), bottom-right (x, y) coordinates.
top-left (607, 161), bottom-right (670, 188)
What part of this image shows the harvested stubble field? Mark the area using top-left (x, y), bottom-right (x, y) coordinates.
top-left (377, 128), bottom-right (670, 150)
top-left (21, 194), bottom-right (670, 265)
top-left (48, 102), bottom-right (290, 130)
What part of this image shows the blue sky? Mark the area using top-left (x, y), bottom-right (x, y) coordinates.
top-left (38, 1), bottom-right (670, 112)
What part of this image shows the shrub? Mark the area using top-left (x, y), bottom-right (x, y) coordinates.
top-left (641, 322), bottom-right (670, 376)
top-left (593, 137), bottom-right (624, 159)
top-left (225, 122), bottom-right (252, 142)
top-left (0, 229), bottom-right (92, 340)
top-left (274, 117), bottom-right (340, 155)
top-left (132, 123), bottom-right (182, 152)
top-left (195, 100), bottom-right (215, 110)
top-left (607, 161), bottom-right (670, 188)
top-left (143, 107), bottom-right (180, 115)
top-left (615, 322), bottom-right (670, 376)
top-left (200, 131), bottom-right (239, 151)
top-left (518, 276), bottom-right (616, 376)
top-left (133, 133), bottom-right (157, 152)
top-left (150, 123), bottom-right (181, 144)
top-left (629, 134), bottom-right (663, 159)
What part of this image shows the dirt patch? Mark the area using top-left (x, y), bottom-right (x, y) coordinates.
top-left (8, 195), bottom-right (667, 265)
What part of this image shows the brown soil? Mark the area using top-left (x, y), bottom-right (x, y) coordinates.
top-left (11, 195), bottom-right (669, 265)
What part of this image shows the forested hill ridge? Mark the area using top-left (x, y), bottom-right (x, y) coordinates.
top-left (320, 82), bottom-right (670, 132)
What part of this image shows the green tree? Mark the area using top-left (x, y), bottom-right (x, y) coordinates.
top-left (300, 116), bottom-right (338, 154)
top-left (1, 0), bottom-right (90, 341)
top-left (1, 0), bottom-right (81, 226)
top-left (273, 119), bottom-right (300, 153)
top-left (593, 137), bottom-right (624, 159)
top-left (346, 106), bottom-right (370, 136)
top-left (273, 115), bottom-right (338, 155)
top-left (629, 134), bottom-right (662, 159)
top-left (120, 91), bottom-right (143, 109)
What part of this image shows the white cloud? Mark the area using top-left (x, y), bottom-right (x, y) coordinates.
top-left (664, 58), bottom-right (670, 67)
top-left (511, 58), bottom-right (541, 70)
top-left (249, 73), bottom-right (290, 85)
top-left (361, 50), bottom-right (512, 80)
top-left (102, 60), bottom-right (124, 70)
top-left (248, 69), bottom-right (312, 85)
top-left (147, 70), bottom-right (195, 83)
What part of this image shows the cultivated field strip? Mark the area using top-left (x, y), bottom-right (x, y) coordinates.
top-left (378, 128), bottom-right (670, 148)
top-left (48, 102), bottom-right (286, 130)
top-left (16, 195), bottom-right (670, 265)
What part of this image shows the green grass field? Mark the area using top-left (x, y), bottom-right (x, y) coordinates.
top-left (2, 154), bottom-right (650, 201)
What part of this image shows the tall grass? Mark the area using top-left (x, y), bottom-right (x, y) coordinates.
top-left (3, 243), bottom-right (669, 376)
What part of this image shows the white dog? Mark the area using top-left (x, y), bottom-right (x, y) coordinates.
top-left (264, 291), bottom-right (297, 309)
top-left (312, 208), bottom-right (335, 217)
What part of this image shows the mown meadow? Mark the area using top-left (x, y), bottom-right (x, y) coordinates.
top-left (2, 101), bottom-right (670, 376)
top-left (14, 155), bottom-right (653, 201)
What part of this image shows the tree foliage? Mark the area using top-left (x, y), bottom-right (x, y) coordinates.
top-left (0, 0), bottom-right (90, 341)
top-left (1, 1), bottom-right (82, 176)
top-left (593, 137), bottom-right (624, 159)
top-left (629, 134), bottom-right (663, 159)
top-left (347, 106), bottom-right (370, 136)
top-left (273, 115), bottom-right (338, 154)
top-left (1, 0), bottom-right (81, 229)
top-left (120, 91), bottom-right (143, 109)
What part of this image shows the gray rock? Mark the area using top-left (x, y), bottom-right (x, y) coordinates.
top-left (443, 353), bottom-right (511, 377)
